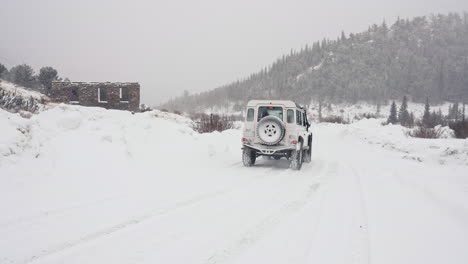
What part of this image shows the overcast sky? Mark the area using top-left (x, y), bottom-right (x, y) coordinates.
top-left (1, 0), bottom-right (467, 105)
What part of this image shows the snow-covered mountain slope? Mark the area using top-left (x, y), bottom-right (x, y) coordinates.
top-left (1, 105), bottom-right (468, 264)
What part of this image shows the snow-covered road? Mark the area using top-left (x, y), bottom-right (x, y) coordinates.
top-left (1, 106), bottom-right (468, 264)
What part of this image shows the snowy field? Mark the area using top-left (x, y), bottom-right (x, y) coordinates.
top-left (1, 105), bottom-right (468, 264)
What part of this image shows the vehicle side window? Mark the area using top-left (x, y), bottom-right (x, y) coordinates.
top-left (287, 109), bottom-right (294, 123)
top-left (302, 112), bottom-right (306, 126)
top-left (296, 110), bottom-right (302, 125)
top-left (246, 108), bottom-right (254, 122)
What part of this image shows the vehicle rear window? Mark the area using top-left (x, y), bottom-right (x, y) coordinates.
top-left (258, 106), bottom-right (283, 121)
top-left (287, 109), bottom-right (294, 123)
top-left (246, 108), bottom-right (254, 121)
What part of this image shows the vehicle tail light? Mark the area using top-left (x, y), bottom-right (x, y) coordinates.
top-left (292, 140), bottom-right (297, 144)
top-left (242, 138), bottom-right (248, 142)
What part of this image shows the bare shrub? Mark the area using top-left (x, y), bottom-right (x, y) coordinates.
top-left (139, 104), bottom-right (152, 112)
top-left (449, 121), bottom-right (468, 139)
top-left (354, 113), bottom-right (377, 121)
top-left (320, 115), bottom-right (349, 124)
top-left (0, 91), bottom-right (41, 113)
top-left (192, 113), bottom-right (234, 133)
top-left (362, 113), bottom-right (377, 119)
top-left (407, 126), bottom-right (443, 139)
top-left (173, 110), bottom-right (182, 115)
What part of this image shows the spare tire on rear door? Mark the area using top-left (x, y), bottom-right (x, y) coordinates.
top-left (256, 116), bottom-right (285, 145)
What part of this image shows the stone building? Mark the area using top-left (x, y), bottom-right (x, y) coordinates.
top-left (51, 82), bottom-right (140, 112)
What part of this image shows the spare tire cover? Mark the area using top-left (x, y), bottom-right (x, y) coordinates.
top-left (256, 116), bottom-right (286, 145)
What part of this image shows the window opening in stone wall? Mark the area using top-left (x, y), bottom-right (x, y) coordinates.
top-left (98, 87), bottom-right (108, 103)
top-left (120, 88), bottom-right (129, 102)
top-left (70, 87), bottom-right (79, 103)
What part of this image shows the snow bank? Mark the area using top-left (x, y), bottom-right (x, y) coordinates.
top-left (0, 104), bottom-right (242, 174)
top-left (315, 118), bottom-right (468, 166)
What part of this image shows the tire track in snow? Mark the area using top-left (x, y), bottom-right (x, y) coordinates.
top-left (348, 164), bottom-right (371, 264)
top-left (21, 162), bottom-right (303, 264)
top-left (22, 190), bottom-right (230, 264)
top-left (0, 195), bottom-right (127, 232)
top-left (205, 185), bottom-right (321, 264)
top-left (204, 161), bottom-right (331, 264)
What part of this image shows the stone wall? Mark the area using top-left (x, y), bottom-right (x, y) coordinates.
top-left (51, 82), bottom-right (140, 112)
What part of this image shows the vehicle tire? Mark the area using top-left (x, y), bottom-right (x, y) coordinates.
top-left (303, 136), bottom-right (312, 163)
top-left (256, 116), bottom-right (285, 145)
top-left (273, 156), bottom-right (282, 160)
top-left (290, 142), bottom-right (303, 170)
top-left (242, 148), bottom-right (256, 167)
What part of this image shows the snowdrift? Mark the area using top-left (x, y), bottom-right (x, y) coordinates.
top-left (318, 119), bottom-right (468, 166)
top-left (0, 104), bottom-right (241, 171)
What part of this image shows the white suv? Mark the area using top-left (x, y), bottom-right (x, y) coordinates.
top-left (241, 100), bottom-right (313, 170)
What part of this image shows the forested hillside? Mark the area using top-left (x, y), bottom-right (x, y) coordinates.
top-left (161, 13), bottom-right (468, 112)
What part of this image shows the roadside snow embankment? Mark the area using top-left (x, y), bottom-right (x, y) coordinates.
top-left (318, 118), bottom-right (468, 166)
top-left (0, 104), bottom-right (240, 170)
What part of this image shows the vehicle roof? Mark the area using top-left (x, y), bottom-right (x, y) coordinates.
top-left (246, 100), bottom-right (303, 109)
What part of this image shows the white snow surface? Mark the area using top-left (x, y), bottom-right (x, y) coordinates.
top-left (1, 104), bottom-right (468, 264)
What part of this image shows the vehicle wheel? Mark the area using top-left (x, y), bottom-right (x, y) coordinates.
top-left (303, 150), bottom-right (311, 163)
top-left (273, 156), bottom-right (282, 160)
top-left (290, 142), bottom-right (303, 170)
top-left (242, 148), bottom-right (256, 167)
top-left (303, 136), bottom-right (312, 163)
top-left (256, 116), bottom-right (286, 145)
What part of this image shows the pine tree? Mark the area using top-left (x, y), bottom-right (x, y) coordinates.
top-left (398, 96), bottom-right (410, 127)
top-left (38, 67), bottom-right (59, 94)
top-left (0, 63), bottom-right (7, 77)
top-left (8, 64), bottom-right (36, 88)
top-left (430, 110), bottom-right (438, 127)
top-left (437, 109), bottom-right (444, 126)
top-left (318, 102), bottom-right (322, 122)
top-left (409, 112), bottom-right (415, 127)
top-left (463, 103), bottom-right (466, 122)
top-left (453, 102), bottom-right (459, 121)
top-left (422, 98), bottom-right (432, 128)
top-left (387, 101), bottom-right (398, 124)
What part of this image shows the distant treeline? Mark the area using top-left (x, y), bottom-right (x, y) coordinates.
top-left (161, 12), bottom-right (468, 112)
top-left (0, 63), bottom-right (66, 94)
